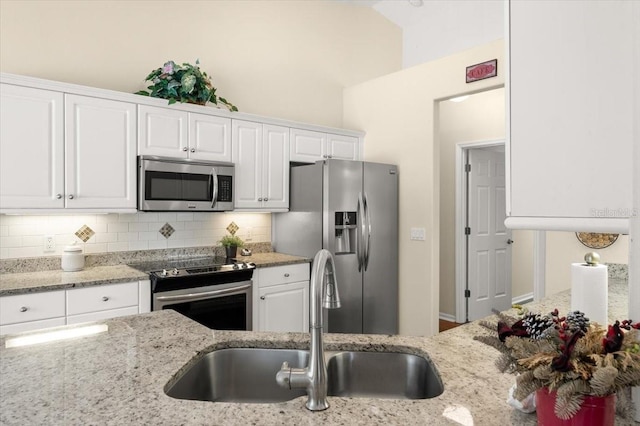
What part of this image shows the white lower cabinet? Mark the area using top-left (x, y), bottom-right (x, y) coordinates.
top-left (0, 280), bottom-right (151, 335)
top-left (254, 263), bottom-right (310, 332)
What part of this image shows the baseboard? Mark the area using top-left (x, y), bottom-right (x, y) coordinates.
top-left (512, 292), bottom-right (534, 305)
top-left (439, 312), bottom-right (457, 323)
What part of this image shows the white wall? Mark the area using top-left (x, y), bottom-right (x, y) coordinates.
top-left (0, 0), bottom-right (401, 129)
top-left (373, 0), bottom-right (504, 68)
top-left (344, 40), bottom-right (504, 336)
top-left (0, 213), bottom-right (270, 259)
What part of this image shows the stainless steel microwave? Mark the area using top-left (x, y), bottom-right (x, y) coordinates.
top-left (138, 156), bottom-right (234, 212)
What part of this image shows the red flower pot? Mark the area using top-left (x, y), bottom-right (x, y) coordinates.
top-left (536, 388), bottom-right (615, 426)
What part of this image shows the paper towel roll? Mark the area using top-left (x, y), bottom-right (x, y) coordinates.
top-left (571, 263), bottom-right (608, 326)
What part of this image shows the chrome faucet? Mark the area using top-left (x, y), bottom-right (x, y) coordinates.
top-left (276, 249), bottom-right (341, 411)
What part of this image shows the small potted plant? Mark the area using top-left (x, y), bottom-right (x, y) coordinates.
top-left (135, 60), bottom-right (238, 111)
top-left (474, 309), bottom-right (640, 424)
top-left (220, 235), bottom-right (244, 259)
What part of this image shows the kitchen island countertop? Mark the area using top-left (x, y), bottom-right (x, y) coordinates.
top-left (0, 279), bottom-right (633, 425)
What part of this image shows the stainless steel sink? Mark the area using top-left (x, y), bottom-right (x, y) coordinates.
top-left (165, 348), bottom-right (309, 403)
top-left (165, 348), bottom-right (443, 403)
top-left (326, 351), bottom-right (444, 399)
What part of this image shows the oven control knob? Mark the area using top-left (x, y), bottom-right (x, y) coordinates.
top-left (241, 263), bottom-right (247, 269)
top-left (233, 264), bottom-right (239, 270)
top-left (172, 268), bottom-right (179, 275)
top-left (248, 262), bottom-right (255, 268)
top-left (161, 269), bottom-right (168, 276)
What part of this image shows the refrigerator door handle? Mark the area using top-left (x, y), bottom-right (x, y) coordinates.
top-left (357, 192), bottom-right (365, 272)
top-left (363, 192), bottom-right (372, 271)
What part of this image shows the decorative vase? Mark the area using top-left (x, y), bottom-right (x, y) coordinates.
top-left (535, 388), bottom-right (615, 426)
top-left (225, 245), bottom-right (238, 259)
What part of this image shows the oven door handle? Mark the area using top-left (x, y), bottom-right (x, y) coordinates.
top-left (155, 284), bottom-right (251, 303)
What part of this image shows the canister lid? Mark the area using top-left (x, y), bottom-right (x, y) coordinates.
top-left (64, 242), bottom-right (83, 253)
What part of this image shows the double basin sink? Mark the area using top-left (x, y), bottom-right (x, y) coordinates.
top-left (165, 348), bottom-right (444, 403)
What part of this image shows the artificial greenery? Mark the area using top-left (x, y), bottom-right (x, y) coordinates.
top-left (219, 235), bottom-right (244, 248)
top-left (135, 60), bottom-right (238, 111)
top-left (474, 309), bottom-right (640, 420)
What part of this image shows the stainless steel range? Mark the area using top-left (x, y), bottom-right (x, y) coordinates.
top-left (132, 257), bottom-right (255, 331)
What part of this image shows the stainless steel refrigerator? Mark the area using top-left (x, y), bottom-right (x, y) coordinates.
top-left (273, 159), bottom-right (398, 334)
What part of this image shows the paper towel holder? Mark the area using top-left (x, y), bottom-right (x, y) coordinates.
top-left (584, 252), bottom-right (601, 266)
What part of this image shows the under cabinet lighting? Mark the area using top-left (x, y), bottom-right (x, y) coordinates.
top-left (5, 324), bottom-right (108, 348)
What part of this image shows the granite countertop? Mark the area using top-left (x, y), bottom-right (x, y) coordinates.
top-left (0, 279), bottom-right (632, 425)
top-left (0, 252), bottom-right (310, 296)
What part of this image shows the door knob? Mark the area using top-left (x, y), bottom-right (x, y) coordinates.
top-left (260, 296), bottom-right (265, 300)
top-left (507, 239), bottom-right (514, 245)
top-left (190, 148), bottom-right (195, 153)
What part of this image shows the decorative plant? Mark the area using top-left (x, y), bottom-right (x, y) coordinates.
top-left (135, 60), bottom-right (238, 111)
top-left (219, 235), bottom-right (244, 248)
top-left (474, 309), bottom-right (640, 420)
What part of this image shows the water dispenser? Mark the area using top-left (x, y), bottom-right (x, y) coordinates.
top-left (335, 211), bottom-right (356, 254)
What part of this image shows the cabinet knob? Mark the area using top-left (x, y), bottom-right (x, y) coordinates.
top-left (182, 147), bottom-right (188, 152)
top-left (190, 148), bottom-right (195, 153)
top-left (284, 273), bottom-right (290, 277)
top-left (68, 194), bottom-right (74, 199)
top-left (258, 198), bottom-right (263, 202)
top-left (323, 155), bottom-right (327, 159)
top-left (264, 198), bottom-right (268, 202)
top-left (102, 296), bottom-right (109, 302)
top-left (507, 239), bottom-right (514, 245)
top-left (260, 296), bottom-right (265, 300)
top-left (56, 194), bottom-right (62, 199)
top-left (328, 155), bottom-right (332, 159)
top-left (19, 306), bottom-right (28, 312)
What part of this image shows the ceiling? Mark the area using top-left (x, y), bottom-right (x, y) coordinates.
top-left (341, 0), bottom-right (432, 29)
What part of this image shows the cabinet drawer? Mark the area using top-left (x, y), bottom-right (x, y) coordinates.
top-left (67, 282), bottom-right (139, 316)
top-left (67, 306), bottom-right (139, 325)
top-left (0, 291), bottom-right (66, 325)
top-left (0, 317), bottom-right (66, 336)
top-left (258, 263), bottom-right (310, 288)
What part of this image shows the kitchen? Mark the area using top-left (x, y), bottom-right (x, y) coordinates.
top-left (1, 0), bottom-right (639, 424)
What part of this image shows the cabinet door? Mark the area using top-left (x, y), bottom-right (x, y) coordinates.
top-left (138, 105), bottom-right (188, 157)
top-left (0, 290), bottom-right (66, 326)
top-left (290, 128), bottom-right (326, 163)
top-left (232, 120), bottom-right (263, 209)
top-left (508, 1), bottom-right (633, 230)
top-left (65, 95), bottom-right (137, 209)
top-left (66, 281), bottom-right (139, 316)
top-left (0, 84), bottom-right (64, 209)
top-left (262, 124), bottom-right (290, 209)
top-left (258, 281), bottom-right (309, 332)
top-left (189, 113), bottom-right (232, 162)
top-left (327, 134), bottom-right (359, 161)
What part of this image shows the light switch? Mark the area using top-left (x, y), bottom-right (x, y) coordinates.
top-left (410, 227), bottom-right (426, 241)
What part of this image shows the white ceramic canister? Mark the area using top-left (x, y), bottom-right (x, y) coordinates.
top-left (61, 242), bottom-right (85, 271)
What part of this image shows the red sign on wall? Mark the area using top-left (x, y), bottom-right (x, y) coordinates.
top-left (466, 59), bottom-right (498, 83)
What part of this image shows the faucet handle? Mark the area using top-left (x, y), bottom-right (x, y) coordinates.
top-left (276, 361), bottom-right (292, 388)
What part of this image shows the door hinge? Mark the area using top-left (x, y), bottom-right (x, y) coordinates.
top-left (464, 289), bottom-right (471, 298)
top-left (465, 164), bottom-right (471, 173)
top-left (465, 227), bottom-right (471, 235)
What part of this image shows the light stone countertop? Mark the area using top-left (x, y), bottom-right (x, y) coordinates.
top-left (0, 279), bottom-right (633, 425)
top-left (0, 252), bottom-right (310, 296)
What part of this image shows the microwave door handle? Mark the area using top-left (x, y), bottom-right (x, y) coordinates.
top-left (210, 167), bottom-right (219, 208)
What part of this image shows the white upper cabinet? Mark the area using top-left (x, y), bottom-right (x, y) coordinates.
top-left (290, 128), bottom-right (359, 163)
top-left (0, 85), bottom-right (136, 211)
top-left (0, 84), bottom-right (64, 209)
top-left (232, 120), bottom-right (289, 210)
top-left (138, 105), bottom-right (231, 162)
top-left (507, 0), bottom-right (634, 232)
top-left (65, 95), bottom-right (137, 209)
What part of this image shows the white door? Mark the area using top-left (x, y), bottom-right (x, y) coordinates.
top-left (467, 148), bottom-right (512, 320)
top-left (65, 95), bottom-right (137, 209)
top-left (0, 84), bottom-right (64, 209)
top-left (262, 124), bottom-right (290, 209)
top-left (189, 113), bottom-right (232, 162)
top-left (138, 105), bottom-right (188, 157)
top-left (327, 133), bottom-right (359, 160)
top-left (290, 128), bottom-right (326, 163)
top-left (232, 120), bottom-right (263, 209)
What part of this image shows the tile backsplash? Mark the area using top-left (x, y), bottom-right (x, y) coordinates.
top-left (0, 212), bottom-right (271, 259)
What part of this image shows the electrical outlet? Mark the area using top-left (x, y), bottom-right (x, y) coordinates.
top-left (410, 227), bottom-right (426, 241)
top-left (44, 235), bottom-right (56, 252)
top-left (246, 228), bottom-right (253, 242)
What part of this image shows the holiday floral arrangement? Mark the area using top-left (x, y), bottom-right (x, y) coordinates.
top-left (136, 60), bottom-right (238, 111)
top-left (474, 309), bottom-right (640, 420)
